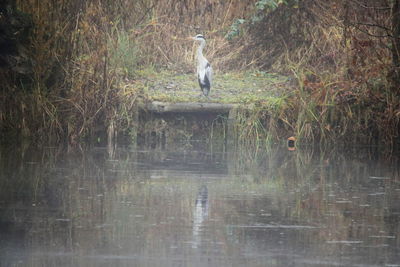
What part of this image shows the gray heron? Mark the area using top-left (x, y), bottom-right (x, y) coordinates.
top-left (192, 34), bottom-right (212, 97)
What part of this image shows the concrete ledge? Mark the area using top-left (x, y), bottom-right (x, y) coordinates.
top-left (145, 101), bottom-right (238, 113)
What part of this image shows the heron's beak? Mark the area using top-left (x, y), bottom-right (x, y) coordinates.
top-left (188, 36), bottom-right (195, 41)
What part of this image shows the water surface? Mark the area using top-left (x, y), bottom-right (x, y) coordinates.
top-left (0, 145), bottom-right (399, 266)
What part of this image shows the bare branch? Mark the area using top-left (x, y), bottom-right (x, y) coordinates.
top-left (352, 23), bottom-right (393, 38)
top-left (349, 0), bottom-right (391, 11)
top-left (354, 21), bottom-right (391, 31)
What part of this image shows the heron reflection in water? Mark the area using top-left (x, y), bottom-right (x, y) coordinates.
top-left (192, 185), bottom-right (209, 248)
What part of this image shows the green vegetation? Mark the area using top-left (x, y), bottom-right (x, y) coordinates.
top-left (1, 0), bottom-right (399, 148)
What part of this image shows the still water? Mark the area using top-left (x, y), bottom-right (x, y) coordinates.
top-left (0, 144), bottom-right (399, 267)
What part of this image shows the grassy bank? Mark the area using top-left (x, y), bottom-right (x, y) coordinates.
top-left (124, 67), bottom-right (397, 147)
top-left (128, 68), bottom-right (290, 103)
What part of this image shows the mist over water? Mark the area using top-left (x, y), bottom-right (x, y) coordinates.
top-left (0, 144), bottom-right (399, 266)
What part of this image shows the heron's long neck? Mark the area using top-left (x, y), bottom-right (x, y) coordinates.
top-left (197, 41), bottom-right (206, 62)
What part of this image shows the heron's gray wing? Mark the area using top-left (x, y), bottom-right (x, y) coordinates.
top-left (205, 63), bottom-right (212, 87)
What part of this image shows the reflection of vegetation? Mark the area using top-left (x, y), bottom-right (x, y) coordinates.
top-left (0, 144), bottom-right (399, 265)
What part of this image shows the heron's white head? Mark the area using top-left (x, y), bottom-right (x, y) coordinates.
top-left (192, 34), bottom-right (206, 42)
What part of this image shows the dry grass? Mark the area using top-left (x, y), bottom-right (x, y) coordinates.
top-left (5, 0), bottom-right (261, 143)
top-left (0, 0), bottom-right (398, 147)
